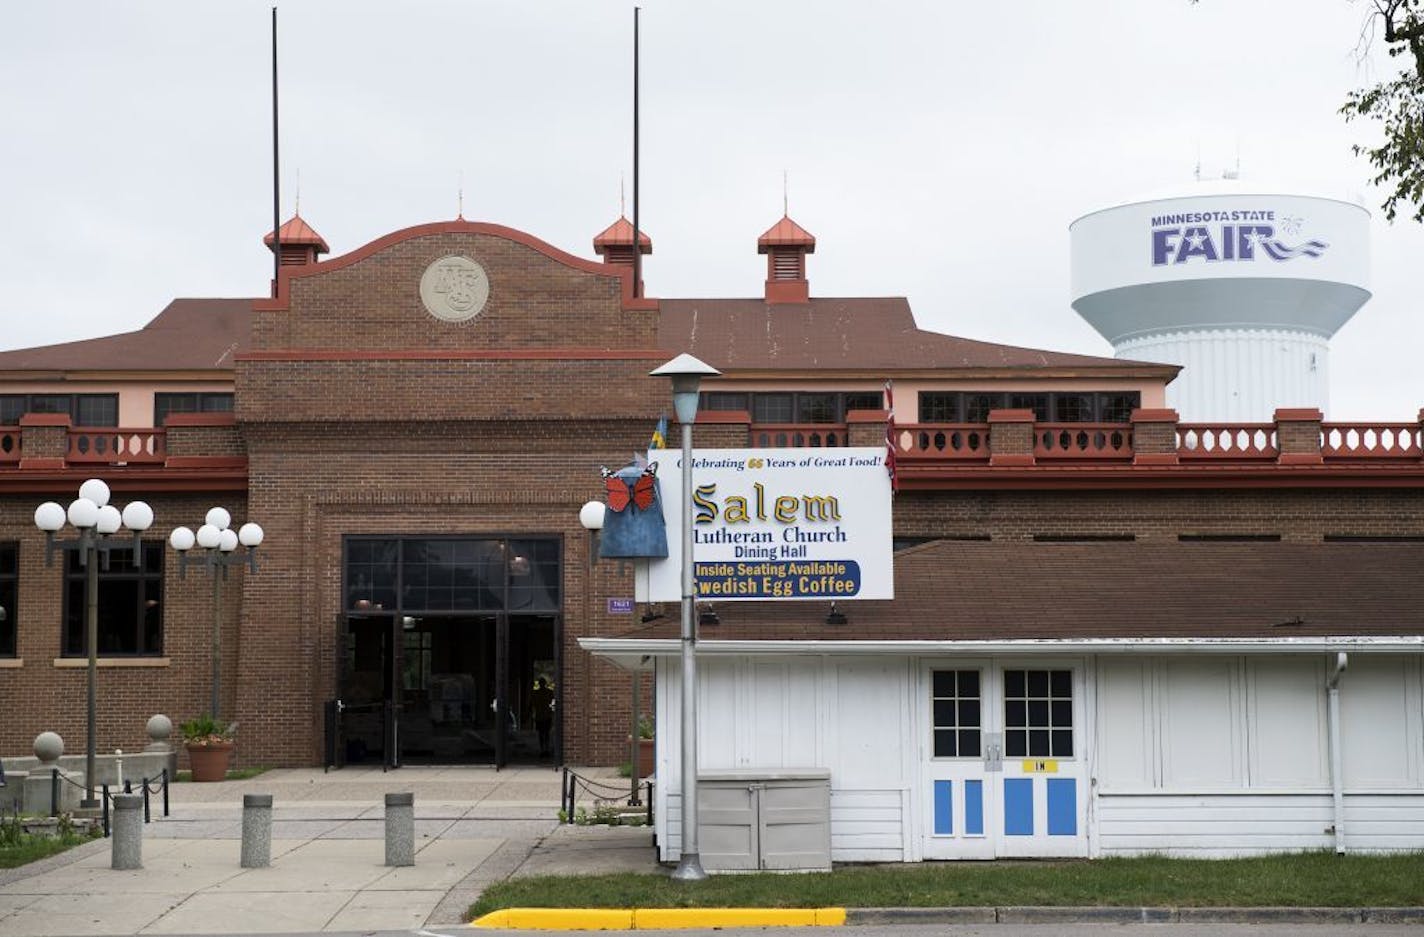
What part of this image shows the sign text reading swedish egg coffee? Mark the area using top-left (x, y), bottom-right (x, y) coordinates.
top-left (645, 447), bottom-right (894, 602)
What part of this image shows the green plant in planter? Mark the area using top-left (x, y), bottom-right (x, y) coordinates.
top-left (636, 714), bottom-right (654, 739)
top-left (180, 714), bottom-right (237, 747)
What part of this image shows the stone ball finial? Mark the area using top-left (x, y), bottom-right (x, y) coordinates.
top-left (147, 714), bottom-right (173, 744)
top-left (33, 731), bottom-right (64, 765)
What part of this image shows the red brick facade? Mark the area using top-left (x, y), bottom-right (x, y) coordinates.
top-left (3, 219), bottom-right (1424, 770)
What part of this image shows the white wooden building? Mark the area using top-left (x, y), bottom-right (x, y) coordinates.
top-left (584, 540), bottom-right (1424, 861)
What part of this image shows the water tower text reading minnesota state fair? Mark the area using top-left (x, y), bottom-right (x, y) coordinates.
top-left (1070, 177), bottom-right (1371, 422)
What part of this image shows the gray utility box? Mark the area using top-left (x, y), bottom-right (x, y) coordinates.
top-left (698, 768), bottom-right (831, 872)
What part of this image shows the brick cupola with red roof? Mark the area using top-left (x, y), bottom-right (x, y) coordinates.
top-left (592, 216), bottom-right (652, 295)
top-left (264, 214), bottom-right (330, 267)
top-left (758, 214), bottom-right (815, 303)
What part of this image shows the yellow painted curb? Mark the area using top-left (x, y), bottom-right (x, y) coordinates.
top-left (472, 908), bottom-right (634, 930)
top-left (471, 907), bottom-right (846, 929)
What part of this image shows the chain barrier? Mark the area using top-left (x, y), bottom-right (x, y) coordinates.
top-left (560, 767), bottom-right (654, 825)
top-left (46, 768), bottom-right (169, 831)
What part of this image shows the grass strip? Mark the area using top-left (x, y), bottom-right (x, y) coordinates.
top-left (0, 836), bottom-right (93, 870)
top-left (469, 852), bottom-right (1424, 919)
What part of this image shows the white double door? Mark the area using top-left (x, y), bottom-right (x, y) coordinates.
top-left (920, 659), bottom-right (1088, 859)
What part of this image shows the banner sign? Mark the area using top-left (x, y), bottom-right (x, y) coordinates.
top-left (641, 447), bottom-right (893, 602)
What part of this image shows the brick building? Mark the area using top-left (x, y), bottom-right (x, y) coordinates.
top-left (1, 211), bottom-right (1422, 859)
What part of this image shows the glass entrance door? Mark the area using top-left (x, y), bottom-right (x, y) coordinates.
top-left (339, 536), bottom-right (563, 768)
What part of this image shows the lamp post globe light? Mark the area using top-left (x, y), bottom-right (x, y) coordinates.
top-left (33, 479), bottom-right (154, 809)
top-left (169, 507), bottom-right (263, 720)
top-left (649, 352), bottom-right (720, 882)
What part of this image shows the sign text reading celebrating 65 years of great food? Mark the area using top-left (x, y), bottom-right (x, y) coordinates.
top-left (641, 447), bottom-right (893, 602)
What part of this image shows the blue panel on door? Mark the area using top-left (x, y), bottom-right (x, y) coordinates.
top-left (1047, 778), bottom-right (1077, 836)
top-left (933, 780), bottom-right (952, 835)
top-left (1004, 778), bottom-right (1033, 835)
top-left (964, 779), bottom-right (984, 835)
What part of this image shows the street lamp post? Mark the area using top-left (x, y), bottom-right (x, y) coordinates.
top-left (33, 479), bottom-right (154, 809)
top-left (650, 352), bottom-right (719, 882)
top-left (169, 507), bottom-right (264, 720)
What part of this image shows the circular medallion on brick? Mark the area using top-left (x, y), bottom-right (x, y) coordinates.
top-left (419, 255), bottom-right (490, 322)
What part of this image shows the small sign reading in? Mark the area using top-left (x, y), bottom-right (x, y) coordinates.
top-left (1022, 760), bottom-right (1059, 774)
top-left (607, 598), bottom-right (635, 615)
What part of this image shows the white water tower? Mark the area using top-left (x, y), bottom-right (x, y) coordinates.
top-left (1070, 178), bottom-right (1370, 421)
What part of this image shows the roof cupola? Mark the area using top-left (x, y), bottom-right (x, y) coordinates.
top-left (757, 215), bottom-right (815, 303)
top-left (593, 216), bottom-right (652, 294)
top-left (264, 214), bottom-right (330, 267)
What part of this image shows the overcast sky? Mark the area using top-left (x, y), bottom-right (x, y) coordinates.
top-left (3, 1), bottom-right (1420, 418)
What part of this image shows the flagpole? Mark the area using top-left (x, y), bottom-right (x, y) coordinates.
top-left (271, 6), bottom-right (281, 294)
top-left (631, 6), bottom-right (641, 299)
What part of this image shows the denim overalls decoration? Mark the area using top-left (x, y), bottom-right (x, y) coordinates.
top-left (599, 460), bottom-right (669, 559)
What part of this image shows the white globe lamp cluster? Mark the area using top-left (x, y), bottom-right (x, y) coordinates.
top-left (170, 506), bottom-right (264, 559)
top-left (31, 478), bottom-right (155, 809)
top-left (33, 478), bottom-right (154, 544)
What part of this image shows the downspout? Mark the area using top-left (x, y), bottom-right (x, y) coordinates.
top-left (1326, 651), bottom-right (1348, 855)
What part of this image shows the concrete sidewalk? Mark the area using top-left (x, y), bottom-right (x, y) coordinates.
top-left (0, 765), bottom-right (659, 936)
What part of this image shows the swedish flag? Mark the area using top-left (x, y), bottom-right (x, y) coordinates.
top-left (649, 416), bottom-right (668, 450)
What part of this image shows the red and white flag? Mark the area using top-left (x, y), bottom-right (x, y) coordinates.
top-left (884, 379), bottom-right (898, 493)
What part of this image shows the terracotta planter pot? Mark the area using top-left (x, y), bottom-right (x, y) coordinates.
top-left (186, 741), bottom-right (234, 782)
top-left (637, 737), bottom-right (654, 778)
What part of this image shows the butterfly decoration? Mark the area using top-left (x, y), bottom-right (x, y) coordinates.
top-left (603, 463), bottom-right (658, 513)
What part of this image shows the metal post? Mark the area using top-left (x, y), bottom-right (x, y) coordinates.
top-left (211, 570), bottom-right (222, 719)
top-left (671, 418), bottom-right (706, 880)
top-left (50, 767), bottom-right (59, 817)
top-left (161, 768), bottom-right (169, 817)
top-left (629, 668), bottom-right (642, 806)
top-left (83, 534), bottom-right (99, 808)
top-left (142, 777), bottom-right (151, 822)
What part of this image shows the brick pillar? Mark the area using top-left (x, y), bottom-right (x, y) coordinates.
top-left (1275, 407), bottom-right (1324, 465)
top-left (164, 413), bottom-right (246, 468)
top-left (694, 411), bottom-right (750, 448)
top-left (1131, 408), bottom-right (1180, 466)
top-left (18, 413), bottom-right (69, 469)
top-left (988, 409), bottom-right (1035, 466)
top-left (846, 409), bottom-right (888, 448)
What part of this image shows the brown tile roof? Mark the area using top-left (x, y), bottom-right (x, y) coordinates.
top-left (0, 298), bottom-right (252, 372)
top-left (658, 297), bottom-right (1173, 373)
top-left (757, 215), bottom-right (816, 252)
top-left (625, 540), bottom-right (1424, 641)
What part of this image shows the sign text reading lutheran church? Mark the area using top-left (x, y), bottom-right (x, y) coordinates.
top-left (642, 447), bottom-right (894, 602)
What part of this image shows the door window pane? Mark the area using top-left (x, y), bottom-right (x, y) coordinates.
top-left (931, 669), bottom-right (982, 758)
top-left (1003, 668), bottom-right (1074, 758)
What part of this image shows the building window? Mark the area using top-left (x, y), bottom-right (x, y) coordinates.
top-left (917, 392), bottom-right (1141, 424)
top-left (919, 393), bottom-right (959, 422)
top-left (752, 394), bottom-right (794, 423)
top-left (62, 543), bottom-right (164, 656)
top-left (1004, 669), bottom-right (1073, 758)
top-left (931, 669), bottom-right (982, 757)
top-left (706, 392), bottom-right (885, 423)
top-left (843, 392), bottom-right (884, 413)
top-left (796, 393), bottom-right (838, 423)
top-left (154, 392), bottom-right (234, 426)
top-left (0, 394), bottom-right (119, 427)
top-left (702, 392), bottom-right (749, 413)
top-left (1009, 394), bottom-right (1049, 420)
top-left (0, 542), bottom-right (15, 657)
top-left (345, 536), bottom-right (562, 615)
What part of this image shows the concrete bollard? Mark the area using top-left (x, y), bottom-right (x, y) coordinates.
top-left (111, 793), bottom-right (144, 870)
top-left (240, 794), bottom-right (273, 868)
top-left (384, 792), bottom-right (414, 867)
